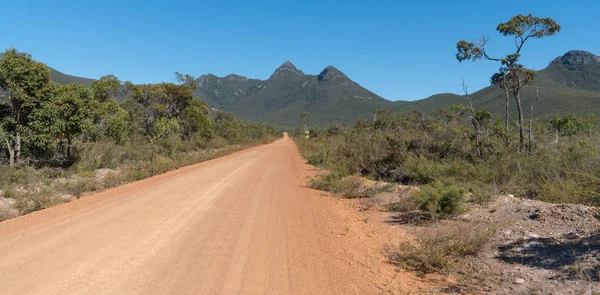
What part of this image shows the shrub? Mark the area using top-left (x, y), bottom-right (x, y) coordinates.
top-left (101, 171), bottom-right (123, 189)
top-left (387, 223), bottom-right (494, 274)
top-left (416, 179), bottom-right (466, 218)
top-left (536, 173), bottom-right (600, 206)
top-left (0, 202), bottom-right (20, 221)
top-left (62, 177), bottom-right (96, 199)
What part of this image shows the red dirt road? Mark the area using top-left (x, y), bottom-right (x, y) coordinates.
top-left (0, 134), bottom-right (403, 294)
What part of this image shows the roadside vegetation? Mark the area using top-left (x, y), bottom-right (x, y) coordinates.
top-left (295, 108), bottom-right (600, 208)
top-left (0, 48), bottom-right (280, 222)
top-left (295, 105), bottom-right (600, 292)
top-left (294, 14), bottom-right (600, 293)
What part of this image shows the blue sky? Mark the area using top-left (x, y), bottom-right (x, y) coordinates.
top-left (1, 0), bottom-right (598, 101)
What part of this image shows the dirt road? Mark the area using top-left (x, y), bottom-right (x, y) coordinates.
top-left (0, 134), bottom-right (397, 295)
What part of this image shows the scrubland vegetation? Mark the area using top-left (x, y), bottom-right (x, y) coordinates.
top-left (295, 107), bottom-right (600, 292)
top-left (293, 15), bottom-right (600, 293)
top-left (296, 108), bottom-right (600, 207)
top-left (0, 48), bottom-right (279, 221)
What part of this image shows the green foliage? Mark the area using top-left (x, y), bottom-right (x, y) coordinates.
top-left (416, 179), bottom-right (465, 218)
top-left (180, 99), bottom-right (212, 140)
top-left (295, 107), bottom-right (600, 207)
top-left (0, 48), bottom-right (51, 166)
top-left (456, 14), bottom-right (562, 149)
top-left (0, 48), bottom-right (282, 220)
top-left (496, 14), bottom-right (561, 38)
top-left (549, 114), bottom-right (592, 137)
top-left (91, 75), bottom-right (122, 102)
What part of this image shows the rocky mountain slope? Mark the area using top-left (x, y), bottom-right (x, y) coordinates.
top-left (401, 50), bottom-right (600, 118)
top-left (48, 50), bottom-right (600, 126)
top-left (193, 62), bottom-right (404, 127)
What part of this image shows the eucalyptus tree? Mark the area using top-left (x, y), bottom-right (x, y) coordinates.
top-left (456, 14), bottom-right (561, 150)
top-left (0, 48), bottom-right (51, 166)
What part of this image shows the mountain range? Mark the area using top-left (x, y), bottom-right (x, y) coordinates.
top-left (48, 50), bottom-right (600, 127)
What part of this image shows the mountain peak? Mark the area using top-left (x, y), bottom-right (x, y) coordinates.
top-left (270, 61), bottom-right (304, 79)
top-left (318, 65), bottom-right (348, 82)
top-left (551, 50), bottom-right (600, 70)
top-left (225, 74), bottom-right (248, 82)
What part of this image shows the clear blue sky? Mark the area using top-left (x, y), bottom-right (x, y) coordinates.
top-left (1, 0), bottom-right (598, 101)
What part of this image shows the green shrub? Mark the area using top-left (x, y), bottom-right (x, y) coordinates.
top-left (294, 110), bottom-right (600, 207)
top-left (536, 173), bottom-right (600, 206)
top-left (416, 179), bottom-right (466, 218)
top-left (307, 149), bottom-right (328, 166)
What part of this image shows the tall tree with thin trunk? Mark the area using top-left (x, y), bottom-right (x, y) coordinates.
top-left (456, 14), bottom-right (561, 150)
top-left (528, 84), bottom-right (540, 151)
top-left (462, 81), bottom-right (481, 157)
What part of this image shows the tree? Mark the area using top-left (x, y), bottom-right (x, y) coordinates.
top-left (91, 75), bottom-right (122, 103)
top-left (456, 14), bottom-right (561, 150)
top-left (528, 84), bottom-right (540, 150)
top-left (214, 111), bottom-right (242, 141)
top-left (462, 81), bottom-right (481, 157)
top-left (175, 72), bottom-right (197, 90)
top-left (127, 82), bottom-right (196, 143)
top-left (549, 114), bottom-right (587, 144)
top-left (0, 49), bottom-right (51, 166)
top-left (54, 84), bottom-right (94, 159)
top-left (88, 75), bottom-right (130, 143)
top-left (28, 83), bottom-right (95, 162)
top-left (180, 99), bottom-right (212, 140)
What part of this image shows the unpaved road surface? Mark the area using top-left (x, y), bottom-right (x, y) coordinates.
top-left (0, 134), bottom-right (398, 295)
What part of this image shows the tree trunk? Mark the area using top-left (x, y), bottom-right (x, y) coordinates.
top-left (66, 136), bottom-right (72, 159)
top-left (467, 103), bottom-right (481, 157)
top-left (15, 131), bottom-right (21, 166)
top-left (5, 138), bottom-right (14, 167)
top-left (504, 87), bottom-right (510, 136)
top-left (502, 76), bottom-right (510, 146)
top-left (515, 92), bottom-right (525, 151)
top-left (528, 104), bottom-right (534, 151)
top-left (463, 81), bottom-right (481, 157)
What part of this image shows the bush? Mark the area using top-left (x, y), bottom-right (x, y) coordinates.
top-left (294, 110), bottom-right (600, 207)
top-left (416, 179), bottom-right (465, 218)
top-left (62, 177), bottom-right (96, 199)
top-left (0, 202), bottom-right (20, 221)
top-left (387, 223), bottom-right (494, 274)
top-left (101, 171), bottom-right (123, 189)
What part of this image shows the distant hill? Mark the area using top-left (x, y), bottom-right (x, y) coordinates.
top-left (49, 67), bottom-right (94, 86)
top-left (47, 50), bottom-right (600, 126)
top-left (401, 50), bottom-right (600, 118)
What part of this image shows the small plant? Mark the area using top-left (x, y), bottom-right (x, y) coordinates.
top-left (0, 204), bottom-right (20, 221)
top-left (416, 179), bottom-right (466, 219)
top-left (387, 223), bottom-right (494, 274)
top-left (64, 177), bottom-right (95, 199)
top-left (468, 184), bottom-right (495, 205)
top-left (101, 171), bottom-right (123, 189)
top-left (3, 187), bottom-right (16, 199)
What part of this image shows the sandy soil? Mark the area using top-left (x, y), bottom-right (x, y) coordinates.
top-left (0, 134), bottom-right (424, 295)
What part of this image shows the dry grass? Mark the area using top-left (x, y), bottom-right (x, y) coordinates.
top-left (386, 222), bottom-right (495, 274)
top-left (310, 173), bottom-right (396, 199)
